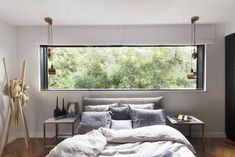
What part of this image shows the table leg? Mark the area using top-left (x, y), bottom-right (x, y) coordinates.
top-left (56, 124), bottom-right (58, 139)
top-left (189, 125), bottom-right (192, 138)
top-left (202, 124), bottom-right (205, 152)
top-left (43, 123), bottom-right (46, 149)
top-left (72, 123), bottom-right (74, 136)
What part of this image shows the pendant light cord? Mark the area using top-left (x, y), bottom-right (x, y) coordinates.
top-left (50, 24), bottom-right (53, 46)
top-left (191, 21), bottom-right (193, 70)
top-left (48, 24), bottom-right (50, 45)
top-left (47, 21), bottom-right (54, 65)
top-left (194, 22), bottom-right (196, 47)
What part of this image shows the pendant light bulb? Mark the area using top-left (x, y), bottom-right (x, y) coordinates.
top-left (47, 47), bottom-right (52, 60)
top-left (192, 48), bottom-right (197, 59)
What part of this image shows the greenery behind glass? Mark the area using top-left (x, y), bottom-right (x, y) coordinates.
top-left (48, 47), bottom-right (196, 89)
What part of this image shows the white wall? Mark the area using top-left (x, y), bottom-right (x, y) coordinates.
top-left (225, 22), bottom-right (235, 36)
top-left (16, 24), bottom-right (225, 138)
top-left (0, 21), bottom-right (19, 143)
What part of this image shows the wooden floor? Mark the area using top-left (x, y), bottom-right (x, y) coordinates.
top-left (1, 138), bottom-right (235, 157)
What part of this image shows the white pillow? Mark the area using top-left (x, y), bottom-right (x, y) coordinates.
top-left (111, 120), bottom-right (132, 130)
top-left (85, 103), bottom-right (118, 112)
top-left (120, 103), bottom-right (154, 110)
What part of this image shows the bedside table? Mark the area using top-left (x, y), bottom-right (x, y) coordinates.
top-left (166, 115), bottom-right (205, 151)
top-left (43, 115), bottom-right (80, 148)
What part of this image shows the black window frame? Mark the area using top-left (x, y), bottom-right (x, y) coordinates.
top-left (40, 45), bottom-right (205, 91)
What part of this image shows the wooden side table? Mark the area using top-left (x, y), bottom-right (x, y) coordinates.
top-left (166, 115), bottom-right (205, 152)
top-left (43, 115), bottom-right (80, 148)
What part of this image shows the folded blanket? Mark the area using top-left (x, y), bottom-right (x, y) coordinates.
top-left (46, 125), bottom-right (195, 157)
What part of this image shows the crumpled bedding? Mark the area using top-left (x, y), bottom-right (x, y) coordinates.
top-left (46, 125), bottom-right (196, 157)
top-left (46, 130), bottom-right (107, 157)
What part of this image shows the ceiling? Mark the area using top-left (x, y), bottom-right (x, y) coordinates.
top-left (0, 0), bottom-right (234, 26)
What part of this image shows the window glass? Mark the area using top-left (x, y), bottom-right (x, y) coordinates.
top-left (40, 46), bottom-right (204, 90)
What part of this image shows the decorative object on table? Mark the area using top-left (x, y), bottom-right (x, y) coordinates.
top-left (0, 58), bottom-right (30, 156)
top-left (187, 16), bottom-right (199, 80)
top-left (54, 96), bottom-right (61, 118)
top-left (170, 114), bottom-right (192, 122)
top-left (44, 17), bottom-right (56, 75)
top-left (61, 98), bottom-right (67, 116)
top-left (177, 114), bottom-right (189, 121)
top-left (67, 102), bottom-right (78, 117)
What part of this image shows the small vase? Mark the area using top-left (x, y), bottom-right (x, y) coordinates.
top-left (54, 96), bottom-right (61, 117)
top-left (61, 98), bottom-right (67, 116)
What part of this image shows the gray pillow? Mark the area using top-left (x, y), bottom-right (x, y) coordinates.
top-left (120, 103), bottom-right (154, 110)
top-left (110, 106), bottom-right (130, 120)
top-left (84, 103), bottom-right (118, 112)
top-left (111, 120), bottom-right (132, 130)
top-left (131, 108), bottom-right (165, 128)
top-left (77, 112), bottom-right (111, 134)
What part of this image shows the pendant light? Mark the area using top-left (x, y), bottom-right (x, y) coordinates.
top-left (44, 17), bottom-right (56, 75)
top-left (187, 16), bottom-right (199, 80)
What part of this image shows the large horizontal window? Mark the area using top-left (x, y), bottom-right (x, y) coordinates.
top-left (40, 45), bottom-right (205, 90)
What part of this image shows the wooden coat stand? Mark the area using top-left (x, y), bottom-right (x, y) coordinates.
top-left (0, 58), bottom-right (30, 156)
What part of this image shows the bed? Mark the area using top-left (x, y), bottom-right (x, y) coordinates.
top-left (46, 97), bottom-right (196, 157)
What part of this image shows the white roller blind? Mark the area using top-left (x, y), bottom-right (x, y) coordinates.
top-left (51, 24), bottom-right (215, 45)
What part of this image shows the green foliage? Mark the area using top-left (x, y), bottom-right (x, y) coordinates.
top-left (48, 47), bottom-right (196, 89)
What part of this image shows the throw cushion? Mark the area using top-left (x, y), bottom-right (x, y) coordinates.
top-left (109, 106), bottom-right (130, 120)
top-left (131, 108), bottom-right (165, 128)
top-left (120, 103), bottom-right (154, 110)
top-left (84, 103), bottom-right (118, 112)
top-left (111, 120), bottom-right (132, 130)
top-left (77, 112), bottom-right (111, 134)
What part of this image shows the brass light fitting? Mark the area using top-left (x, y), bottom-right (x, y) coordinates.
top-left (191, 16), bottom-right (199, 24)
top-left (48, 65), bottom-right (56, 75)
top-left (187, 16), bottom-right (199, 80)
top-left (44, 17), bottom-right (56, 75)
top-left (191, 16), bottom-right (199, 60)
top-left (44, 17), bottom-right (53, 25)
top-left (187, 68), bottom-right (197, 79)
top-left (45, 17), bottom-right (53, 61)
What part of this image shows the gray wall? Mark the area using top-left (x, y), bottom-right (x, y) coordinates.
top-left (0, 21), bottom-right (19, 143)
top-left (225, 22), bottom-right (235, 35)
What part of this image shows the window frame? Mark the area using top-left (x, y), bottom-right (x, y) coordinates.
top-left (40, 45), bottom-right (205, 91)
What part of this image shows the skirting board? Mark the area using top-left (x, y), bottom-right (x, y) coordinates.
top-left (189, 132), bottom-right (226, 138)
top-left (17, 131), bottom-right (226, 139)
